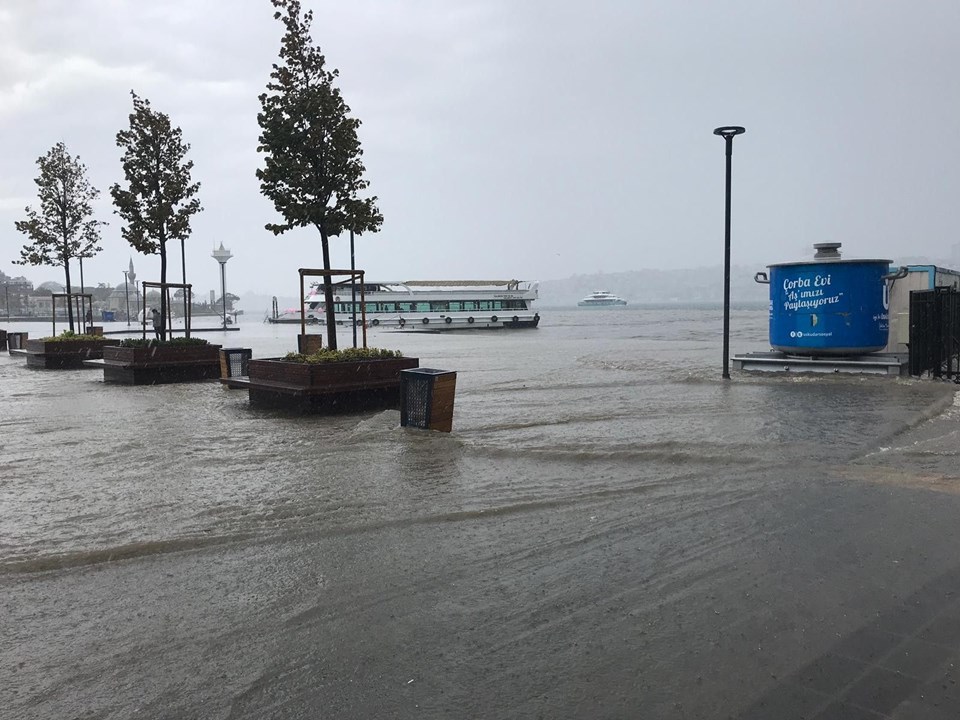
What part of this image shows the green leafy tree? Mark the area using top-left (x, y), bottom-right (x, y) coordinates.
top-left (258, 0), bottom-right (383, 350)
top-left (111, 91), bottom-right (202, 340)
top-left (14, 142), bottom-right (105, 332)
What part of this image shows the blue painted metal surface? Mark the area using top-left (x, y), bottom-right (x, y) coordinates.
top-left (768, 259), bottom-right (891, 355)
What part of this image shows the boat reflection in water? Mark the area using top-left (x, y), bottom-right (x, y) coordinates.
top-left (577, 290), bottom-right (628, 307)
top-left (268, 279), bottom-right (540, 330)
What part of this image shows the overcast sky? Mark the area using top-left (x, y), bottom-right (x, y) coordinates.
top-left (2, 0), bottom-right (960, 298)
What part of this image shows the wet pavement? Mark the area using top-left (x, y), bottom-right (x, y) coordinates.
top-left (3, 312), bottom-right (960, 719)
top-left (5, 402), bottom-right (960, 720)
top-left (740, 571), bottom-right (960, 719)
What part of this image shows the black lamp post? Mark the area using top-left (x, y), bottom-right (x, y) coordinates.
top-left (122, 270), bottom-right (131, 326)
top-left (713, 125), bottom-right (746, 380)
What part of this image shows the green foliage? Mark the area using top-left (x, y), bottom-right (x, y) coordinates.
top-left (14, 142), bottom-right (105, 271)
top-left (111, 91), bottom-right (202, 341)
top-left (40, 331), bottom-right (106, 342)
top-left (258, 0), bottom-right (383, 350)
top-left (257, 0), bottom-right (382, 238)
top-left (282, 347), bottom-right (403, 364)
top-left (119, 337), bottom-right (210, 348)
top-left (111, 92), bottom-right (203, 257)
top-left (14, 142), bottom-right (105, 333)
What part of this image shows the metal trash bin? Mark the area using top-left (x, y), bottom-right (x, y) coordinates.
top-left (0, 330), bottom-right (6, 351)
top-left (400, 368), bottom-right (457, 432)
top-left (7, 332), bottom-right (28, 351)
top-left (220, 348), bottom-right (253, 379)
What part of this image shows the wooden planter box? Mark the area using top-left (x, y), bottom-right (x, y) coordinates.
top-left (246, 356), bottom-right (420, 412)
top-left (24, 338), bottom-right (116, 369)
top-left (101, 343), bottom-right (222, 384)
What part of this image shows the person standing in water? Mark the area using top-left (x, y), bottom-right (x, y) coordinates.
top-left (151, 308), bottom-right (163, 340)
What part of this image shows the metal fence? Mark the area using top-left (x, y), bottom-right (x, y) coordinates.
top-left (909, 287), bottom-right (960, 380)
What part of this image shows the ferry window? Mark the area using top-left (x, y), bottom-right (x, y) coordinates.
top-left (383, 303), bottom-right (396, 312)
top-left (399, 303), bottom-right (412, 313)
top-left (448, 302), bottom-right (462, 312)
top-left (366, 303), bottom-right (377, 313)
top-left (416, 303), bottom-right (430, 312)
top-left (431, 301), bottom-right (449, 311)
top-left (479, 301), bottom-right (491, 311)
top-left (493, 301), bottom-right (502, 310)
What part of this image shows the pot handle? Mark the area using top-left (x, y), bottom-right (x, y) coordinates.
top-left (882, 266), bottom-right (908, 282)
top-left (754, 271), bottom-right (770, 284)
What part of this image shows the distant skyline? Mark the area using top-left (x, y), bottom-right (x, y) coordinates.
top-left (3, 1), bottom-right (960, 299)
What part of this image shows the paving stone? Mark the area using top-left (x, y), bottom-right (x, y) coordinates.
top-left (736, 682), bottom-right (829, 720)
top-left (841, 667), bottom-right (919, 716)
top-left (878, 638), bottom-right (954, 680)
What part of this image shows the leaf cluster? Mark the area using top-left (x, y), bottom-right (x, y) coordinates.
top-left (110, 92), bottom-right (202, 256)
top-left (257, 0), bottom-right (382, 238)
top-left (14, 142), bottom-right (106, 269)
top-left (41, 331), bottom-right (108, 342)
top-left (282, 347), bottom-right (403, 364)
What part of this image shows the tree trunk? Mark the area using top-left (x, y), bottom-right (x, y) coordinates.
top-left (320, 228), bottom-right (337, 350)
top-left (63, 261), bottom-right (75, 333)
top-left (180, 237), bottom-right (187, 288)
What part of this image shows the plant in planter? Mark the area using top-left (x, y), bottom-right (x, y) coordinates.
top-left (102, 336), bottom-right (221, 385)
top-left (118, 337), bottom-right (211, 348)
top-left (246, 346), bottom-right (419, 412)
top-left (24, 330), bottom-right (116, 369)
top-left (281, 347), bottom-right (404, 363)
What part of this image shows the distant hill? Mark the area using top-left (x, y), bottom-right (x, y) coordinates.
top-left (236, 267), bottom-right (770, 315)
top-left (538, 266), bottom-right (768, 307)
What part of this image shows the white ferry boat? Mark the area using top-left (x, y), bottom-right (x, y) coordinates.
top-left (269, 280), bottom-right (540, 330)
top-left (577, 290), bottom-right (627, 307)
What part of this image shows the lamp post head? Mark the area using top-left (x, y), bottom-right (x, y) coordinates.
top-left (713, 126), bottom-right (746, 141)
top-left (211, 243), bottom-right (233, 265)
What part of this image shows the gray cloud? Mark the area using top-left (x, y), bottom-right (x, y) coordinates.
top-left (3, 0), bottom-right (960, 300)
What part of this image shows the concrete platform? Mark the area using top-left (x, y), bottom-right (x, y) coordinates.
top-left (220, 375), bottom-right (250, 389)
top-left (733, 351), bottom-right (910, 376)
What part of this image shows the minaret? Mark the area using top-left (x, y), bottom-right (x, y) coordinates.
top-left (128, 257), bottom-right (140, 317)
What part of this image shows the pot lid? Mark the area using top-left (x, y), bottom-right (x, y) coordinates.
top-left (767, 242), bottom-right (891, 268)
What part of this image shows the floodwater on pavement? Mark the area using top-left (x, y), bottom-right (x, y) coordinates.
top-left (2, 306), bottom-right (959, 719)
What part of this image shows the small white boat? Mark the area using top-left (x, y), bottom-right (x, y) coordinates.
top-left (269, 279), bottom-right (540, 330)
top-left (577, 290), bottom-right (627, 307)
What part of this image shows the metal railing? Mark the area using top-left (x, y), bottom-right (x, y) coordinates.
top-left (909, 287), bottom-right (960, 380)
